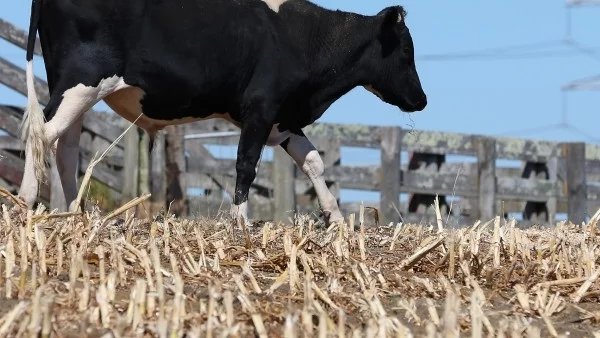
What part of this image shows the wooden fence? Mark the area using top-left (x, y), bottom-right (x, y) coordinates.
top-left (2, 17), bottom-right (600, 226)
top-left (180, 120), bottom-right (600, 226)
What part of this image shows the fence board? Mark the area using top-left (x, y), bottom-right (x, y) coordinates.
top-left (305, 124), bottom-right (382, 148)
top-left (0, 56), bottom-right (49, 103)
top-left (0, 105), bottom-right (24, 137)
top-left (496, 177), bottom-right (562, 202)
top-left (402, 171), bottom-right (477, 197)
top-left (0, 18), bottom-right (42, 55)
top-left (0, 150), bottom-right (50, 202)
top-left (82, 114), bottom-right (125, 149)
top-left (585, 144), bottom-right (600, 161)
top-left (401, 131), bottom-right (474, 156)
top-left (78, 154), bottom-right (123, 192)
top-left (0, 135), bottom-right (22, 151)
top-left (495, 137), bottom-right (562, 162)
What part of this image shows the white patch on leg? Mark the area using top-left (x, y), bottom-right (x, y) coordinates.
top-left (231, 202), bottom-right (250, 226)
top-left (262, 0), bottom-right (289, 12)
top-left (286, 134), bottom-right (343, 224)
top-left (44, 76), bottom-right (131, 143)
top-left (20, 75), bottom-right (131, 207)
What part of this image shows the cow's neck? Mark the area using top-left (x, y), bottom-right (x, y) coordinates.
top-left (283, 1), bottom-right (379, 112)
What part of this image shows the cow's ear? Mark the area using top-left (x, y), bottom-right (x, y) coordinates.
top-left (378, 6), bottom-right (404, 32)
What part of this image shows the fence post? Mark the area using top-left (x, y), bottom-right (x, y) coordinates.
top-left (475, 136), bottom-right (496, 222)
top-left (546, 156), bottom-right (558, 224)
top-left (150, 132), bottom-right (167, 216)
top-left (272, 145), bottom-right (296, 223)
top-left (380, 126), bottom-right (402, 225)
top-left (166, 125), bottom-right (186, 217)
top-left (565, 142), bottom-right (587, 225)
top-left (121, 122), bottom-right (139, 204)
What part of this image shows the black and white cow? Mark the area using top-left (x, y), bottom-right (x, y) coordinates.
top-left (18, 0), bottom-right (427, 226)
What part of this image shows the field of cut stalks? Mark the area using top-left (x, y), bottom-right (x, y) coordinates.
top-left (1, 191), bottom-right (600, 337)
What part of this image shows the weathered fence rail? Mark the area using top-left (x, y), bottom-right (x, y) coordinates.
top-left (181, 119), bottom-right (600, 225)
top-left (2, 17), bottom-right (600, 226)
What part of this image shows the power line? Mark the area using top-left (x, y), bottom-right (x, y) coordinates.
top-left (417, 39), bottom-right (600, 62)
top-left (558, 1), bottom-right (600, 144)
top-left (417, 3), bottom-right (599, 63)
top-left (495, 92), bottom-right (600, 143)
top-left (418, 49), bottom-right (588, 61)
top-left (418, 1), bottom-right (599, 144)
top-left (417, 39), bottom-right (564, 60)
top-left (566, 0), bottom-right (600, 7)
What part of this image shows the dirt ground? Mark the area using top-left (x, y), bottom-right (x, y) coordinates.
top-left (0, 202), bottom-right (600, 337)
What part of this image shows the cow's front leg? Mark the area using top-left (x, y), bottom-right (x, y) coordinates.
top-left (231, 115), bottom-right (273, 227)
top-left (281, 132), bottom-right (344, 226)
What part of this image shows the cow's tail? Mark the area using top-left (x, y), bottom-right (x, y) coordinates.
top-left (20, 0), bottom-right (48, 183)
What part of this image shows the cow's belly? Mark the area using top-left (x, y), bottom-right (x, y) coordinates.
top-left (102, 77), bottom-right (290, 146)
top-left (103, 78), bottom-right (240, 137)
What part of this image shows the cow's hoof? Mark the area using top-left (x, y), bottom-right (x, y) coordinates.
top-left (232, 216), bottom-right (253, 230)
top-left (323, 210), bottom-right (345, 228)
top-left (16, 195), bottom-right (35, 211)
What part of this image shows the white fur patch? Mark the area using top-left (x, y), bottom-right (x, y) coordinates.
top-left (19, 74), bottom-right (125, 207)
top-left (231, 201), bottom-right (249, 227)
top-left (102, 80), bottom-right (238, 138)
top-left (262, 0), bottom-right (288, 12)
top-left (42, 76), bottom-right (130, 143)
top-left (286, 134), bottom-right (343, 224)
top-left (265, 123), bottom-right (291, 146)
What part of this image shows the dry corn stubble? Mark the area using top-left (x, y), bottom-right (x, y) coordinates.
top-left (0, 188), bottom-right (600, 337)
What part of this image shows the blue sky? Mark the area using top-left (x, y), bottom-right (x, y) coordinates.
top-left (1, 1), bottom-right (599, 207)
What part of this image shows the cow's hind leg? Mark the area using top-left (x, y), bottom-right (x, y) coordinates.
top-left (19, 76), bottom-right (124, 208)
top-left (55, 116), bottom-right (84, 211)
top-left (280, 132), bottom-right (344, 225)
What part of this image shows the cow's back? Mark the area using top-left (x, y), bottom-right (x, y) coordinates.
top-left (37, 0), bottom-right (294, 117)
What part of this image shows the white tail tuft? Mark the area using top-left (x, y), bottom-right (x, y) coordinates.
top-left (20, 60), bottom-right (49, 183)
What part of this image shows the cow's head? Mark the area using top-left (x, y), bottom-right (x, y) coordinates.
top-left (364, 6), bottom-right (427, 113)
